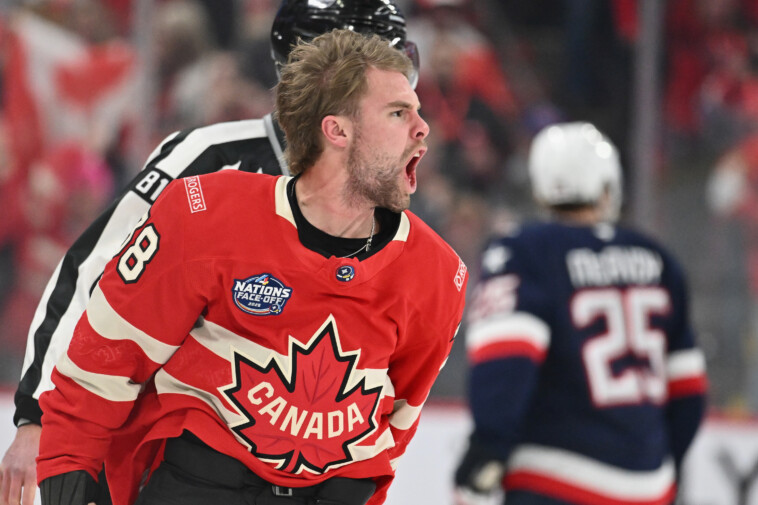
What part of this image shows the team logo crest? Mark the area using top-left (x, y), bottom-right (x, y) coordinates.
top-left (335, 265), bottom-right (355, 282)
top-left (221, 317), bottom-right (383, 474)
top-left (232, 274), bottom-right (292, 316)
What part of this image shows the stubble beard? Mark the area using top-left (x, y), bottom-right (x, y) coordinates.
top-left (345, 130), bottom-right (411, 213)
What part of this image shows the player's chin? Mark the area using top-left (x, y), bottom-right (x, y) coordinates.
top-left (384, 190), bottom-right (411, 213)
top-left (397, 191), bottom-right (412, 212)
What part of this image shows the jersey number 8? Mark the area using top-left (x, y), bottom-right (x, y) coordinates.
top-left (117, 225), bottom-right (160, 284)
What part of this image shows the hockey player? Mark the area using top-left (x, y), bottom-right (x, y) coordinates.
top-left (35, 29), bottom-right (465, 505)
top-left (453, 122), bottom-right (707, 505)
top-left (0, 2), bottom-right (420, 505)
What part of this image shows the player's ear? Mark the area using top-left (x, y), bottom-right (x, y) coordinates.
top-left (321, 115), bottom-right (351, 149)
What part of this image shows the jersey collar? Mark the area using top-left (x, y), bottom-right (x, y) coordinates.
top-left (273, 176), bottom-right (411, 285)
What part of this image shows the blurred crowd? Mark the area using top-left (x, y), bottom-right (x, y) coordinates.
top-left (2, 0), bottom-right (758, 413)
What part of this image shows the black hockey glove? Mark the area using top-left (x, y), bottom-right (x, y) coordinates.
top-left (40, 470), bottom-right (99, 505)
top-left (454, 438), bottom-right (506, 494)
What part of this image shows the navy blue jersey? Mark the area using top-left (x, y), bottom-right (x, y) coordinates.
top-left (465, 221), bottom-right (707, 505)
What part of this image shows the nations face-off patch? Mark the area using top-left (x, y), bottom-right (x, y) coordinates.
top-left (232, 274), bottom-right (293, 316)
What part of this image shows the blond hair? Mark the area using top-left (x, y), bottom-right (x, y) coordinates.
top-left (274, 29), bottom-right (413, 176)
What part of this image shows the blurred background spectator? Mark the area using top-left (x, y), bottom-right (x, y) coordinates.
top-left (1, 0), bottom-right (757, 420)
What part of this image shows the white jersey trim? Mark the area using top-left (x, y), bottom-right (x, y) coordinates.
top-left (465, 312), bottom-right (550, 352)
top-left (275, 176), bottom-right (296, 226)
top-left (154, 368), bottom-right (397, 470)
top-left (667, 348), bottom-right (706, 380)
top-left (508, 444), bottom-right (675, 500)
top-left (86, 285), bottom-right (180, 363)
top-left (341, 426), bottom-right (395, 469)
top-left (389, 399), bottom-right (424, 430)
top-left (190, 317), bottom-right (390, 397)
top-left (394, 213), bottom-right (411, 242)
top-left (57, 353), bottom-right (141, 402)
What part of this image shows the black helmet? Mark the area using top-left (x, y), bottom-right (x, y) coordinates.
top-left (270, 0), bottom-right (419, 88)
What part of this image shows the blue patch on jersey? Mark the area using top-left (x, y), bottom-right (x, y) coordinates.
top-left (232, 274), bottom-right (293, 316)
top-left (336, 265), bottom-right (355, 282)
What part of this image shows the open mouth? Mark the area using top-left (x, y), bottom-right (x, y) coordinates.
top-left (404, 149), bottom-right (426, 192)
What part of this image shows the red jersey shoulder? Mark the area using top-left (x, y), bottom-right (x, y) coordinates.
top-left (148, 172), bottom-right (282, 258)
top-left (180, 171), bottom-right (278, 214)
top-left (402, 210), bottom-right (468, 295)
top-left (154, 171), bottom-right (279, 222)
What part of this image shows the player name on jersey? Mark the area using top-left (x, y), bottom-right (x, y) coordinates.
top-left (567, 246), bottom-right (663, 287)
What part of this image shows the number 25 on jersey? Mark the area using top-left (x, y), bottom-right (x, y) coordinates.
top-left (574, 287), bottom-right (669, 407)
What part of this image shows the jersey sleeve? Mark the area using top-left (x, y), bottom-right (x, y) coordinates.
top-left (36, 179), bottom-right (207, 483)
top-left (660, 254), bottom-right (708, 469)
top-left (465, 236), bottom-right (551, 366)
top-left (14, 119), bottom-right (278, 426)
top-left (662, 255), bottom-right (708, 399)
top-left (369, 254), bottom-right (468, 505)
top-left (464, 235), bottom-right (550, 458)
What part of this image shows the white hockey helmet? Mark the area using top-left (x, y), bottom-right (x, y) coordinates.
top-left (528, 122), bottom-right (623, 221)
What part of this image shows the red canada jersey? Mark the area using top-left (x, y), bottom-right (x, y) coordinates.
top-left (37, 172), bottom-right (468, 505)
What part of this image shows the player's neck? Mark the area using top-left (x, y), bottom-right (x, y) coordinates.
top-left (293, 169), bottom-right (375, 239)
top-left (552, 207), bottom-right (603, 225)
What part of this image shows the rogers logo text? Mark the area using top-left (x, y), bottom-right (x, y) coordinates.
top-left (454, 257), bottom-right (467, 292)
top-left (184, 176), bottom-right (206, 213)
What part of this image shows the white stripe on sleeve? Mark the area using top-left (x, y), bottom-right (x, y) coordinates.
top-left (466, 312), bottom-right (550, 352)
top-left (389, 399), bottom-right (424, 430)
top-left (56, 352), bottom-right (141, 402)
top-left (667, 348), bottom-right (706, 380)
top-left (87, 285), bottom-right (179, 364)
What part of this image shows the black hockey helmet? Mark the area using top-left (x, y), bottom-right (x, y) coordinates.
top-left (270, 0), bottom-right (419, 88)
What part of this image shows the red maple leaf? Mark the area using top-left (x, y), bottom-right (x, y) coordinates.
top-left (222, 319), bottom-right (382, 474)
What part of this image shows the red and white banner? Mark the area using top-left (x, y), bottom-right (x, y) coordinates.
top-left (4, 10), bottom-right (137, 165)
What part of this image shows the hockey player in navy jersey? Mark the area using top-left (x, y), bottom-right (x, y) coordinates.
top-left (0, 2), bottom-right (420, 505)
top-left (453, 122), bottom-right (708, 505)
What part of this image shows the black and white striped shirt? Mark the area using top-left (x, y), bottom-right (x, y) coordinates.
top-left (14, 114), bottom-right (288, 426)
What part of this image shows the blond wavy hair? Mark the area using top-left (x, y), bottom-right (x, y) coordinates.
top-left (274, 29), bottom-right (413, 176)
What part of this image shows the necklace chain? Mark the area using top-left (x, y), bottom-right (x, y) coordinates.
top-left (291, 177), bottom-right (376, 259)
top-left (341, 212), bottom-right (376, 258)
